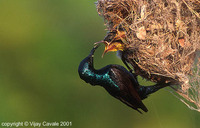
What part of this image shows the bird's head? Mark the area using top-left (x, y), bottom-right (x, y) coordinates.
top-left (78, 45), bottom-right (99, 84)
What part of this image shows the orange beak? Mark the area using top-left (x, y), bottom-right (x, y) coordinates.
top-left (102, 42), bottom-right (117, 57)
top-left (94, 41), bottom-right (116, 57)
top-left (94, 40), bottom-right (125, 58)
top-left (102, 41), bottom-right (125, 57)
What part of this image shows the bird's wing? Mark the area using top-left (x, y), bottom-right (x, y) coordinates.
top-left (110, 66), bottom-right (148, 112)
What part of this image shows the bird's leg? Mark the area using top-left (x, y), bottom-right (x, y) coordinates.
top-left (138, 82), bottom-right (171, 100)
top-left (121, 55), bottom-right (133, 73)
top-left (121, 55), bottom-right (139, 82)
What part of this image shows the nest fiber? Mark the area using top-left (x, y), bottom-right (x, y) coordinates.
top-left (96, 0), bottom-right (200, 111)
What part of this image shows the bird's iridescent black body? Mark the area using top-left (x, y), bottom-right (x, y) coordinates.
top-left (78, 45), bottom-right (169, 113)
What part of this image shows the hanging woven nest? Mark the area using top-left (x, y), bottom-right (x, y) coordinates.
top-left (96, 0), bottom-right (200, 111)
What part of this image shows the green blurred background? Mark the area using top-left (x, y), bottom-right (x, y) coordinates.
top-left (0, 0), bottom-right (199, 128)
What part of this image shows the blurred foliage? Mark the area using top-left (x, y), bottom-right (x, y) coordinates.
top-left (0, 0), bottom-right (199, 128)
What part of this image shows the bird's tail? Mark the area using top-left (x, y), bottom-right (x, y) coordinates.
top-left (139, 82), bottom-right (171, 100)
